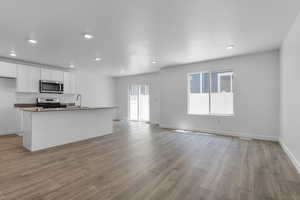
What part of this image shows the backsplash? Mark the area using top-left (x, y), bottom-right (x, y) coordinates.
top-left (15, 93), bottom-right (76, 104)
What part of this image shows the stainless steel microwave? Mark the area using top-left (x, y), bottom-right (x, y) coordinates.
top-left (39, 80), bottom-right (64, 94)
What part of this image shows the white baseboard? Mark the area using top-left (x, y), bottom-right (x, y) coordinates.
top-left (279, 139), bottom-right (300, 174)
top-left (117, 118), bottom-right (160, 126)
top-left (159, 124), bottom-right (278, 141)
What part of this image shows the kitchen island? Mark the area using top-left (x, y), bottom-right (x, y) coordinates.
top-left (21, 106), bottom-right (116, 151)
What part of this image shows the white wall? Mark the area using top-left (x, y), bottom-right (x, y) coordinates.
top-left (115, 72), bottom-right (160, 124)
top-left (280, 12), bottom-right (300, 173)
top-left (76, 70), bottom-right (116, 107)
top-left (0, 78), bottom-right (18, 135)
top-left (160, 50), bottom-right (280, 140)
top-left (114, 50), bottom-right (279, 141)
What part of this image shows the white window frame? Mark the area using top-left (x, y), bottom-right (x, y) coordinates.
top-left (187, 70), bottom-right (234, 116)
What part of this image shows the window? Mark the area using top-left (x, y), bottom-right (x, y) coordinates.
top-left (188, 71), bottom-right (234, 115)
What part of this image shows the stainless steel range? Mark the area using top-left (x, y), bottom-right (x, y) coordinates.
top-left (36, 98), bottom-right (66, 109)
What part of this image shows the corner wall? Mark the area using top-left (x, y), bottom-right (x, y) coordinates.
top-left (0, 78), bottom-right (18, 135)
top-left (115, 50), bottom-right (280, 141)
top-left (160, 50), bottom-right (280, 141)
top-left (76, 70), bottom-right (116, 107)
top-left (280, 12), bottom-right (300, 173)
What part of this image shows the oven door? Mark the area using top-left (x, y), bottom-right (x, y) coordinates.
top-left (40, 81), bottom-right (63, 94)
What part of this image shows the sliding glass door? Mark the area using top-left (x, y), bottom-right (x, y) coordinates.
top-left (129, 85), bottom-right (139, 120)
top-left (129, 84), bottom-right (149, 122)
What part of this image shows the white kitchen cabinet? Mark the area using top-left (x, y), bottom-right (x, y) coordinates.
top-left (41, 69), bottom-right (63, 82)
top-left (16, 65), bottom-right (41, 93)
top-left (63, 72), bottom-right (76, 94)
top-left (0, 62), bottom-right (17, 78)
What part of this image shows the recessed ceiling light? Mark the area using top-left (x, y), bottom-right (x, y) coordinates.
top-left (9, 51), bottom-right (16, 57)
top-left (152, 61), bottom-right (157, 64)
top-left (95, 57), bottom-right (101, 61)
top-left (69, 64), bottom-right (75, 68)
top-left (83, 33), bottom-right (93, 40)
top-left (28, 39), bottom-right (37, 44)
top-left (226, 45), bottom-right (235, 50)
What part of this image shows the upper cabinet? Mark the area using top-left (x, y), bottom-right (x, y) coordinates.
top-left (63, 72), bottom-right (77, 94)
top-left (41, 69), bottom-right (63, 82)
top-left (16, 65), bottom-right (41, 93)
top-left (0, 62), bottom-right (17, 78)
top-left (3, 63), bottom-right (77, 94)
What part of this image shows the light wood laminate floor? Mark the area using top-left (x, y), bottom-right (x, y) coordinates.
top-left (0, 121), bottom-right (300, 200)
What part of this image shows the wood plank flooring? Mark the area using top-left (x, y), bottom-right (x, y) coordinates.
top-left (0, 121), bottom-right (300, 200)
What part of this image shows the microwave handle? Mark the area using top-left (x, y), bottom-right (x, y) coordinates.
top-left (39, 80), bottom-right (42, 92)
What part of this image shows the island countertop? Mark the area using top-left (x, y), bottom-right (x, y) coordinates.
top-left (21, 106), bottom-right (117, 112)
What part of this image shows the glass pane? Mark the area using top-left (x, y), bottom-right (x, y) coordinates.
top-left (211, 72), bottom-right (218, 93)
top-left (139, 85), bottom-right (149, 121)
top-left (129, 84), bottom-right (149, 121)
top-left (188, 93), bottom-right (210, 114)
top-left (202, 73), bottom-right (210, 93)
top-left (219, 73), bottom-right (232, 92)
top-left (188, 73), bottom-right (209, 115)
top-left (129, 85), bottom-right (138, 120)
top-left (140, 85), bottom-right (145, 95)
top-left (211, 71), bottom-right (234, 115)
top-left (189, 74), bottom-right (200, 93)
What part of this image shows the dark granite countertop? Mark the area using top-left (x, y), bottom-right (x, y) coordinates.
top-left (21, 106), bottom-right (117, 112)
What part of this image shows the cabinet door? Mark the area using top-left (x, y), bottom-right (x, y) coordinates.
top-left (0, 62), bottom-right (16, 78)
top-left (41, 69), bottom-right (63, 82)
top-left (52, 70), bottom-right (64, 82)
top-left (16, 65), bottom-right (41, 93)
top-left (63, 72), bottom-right (76, 94)
top-left (40, 69), bottom-right (52, 80)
